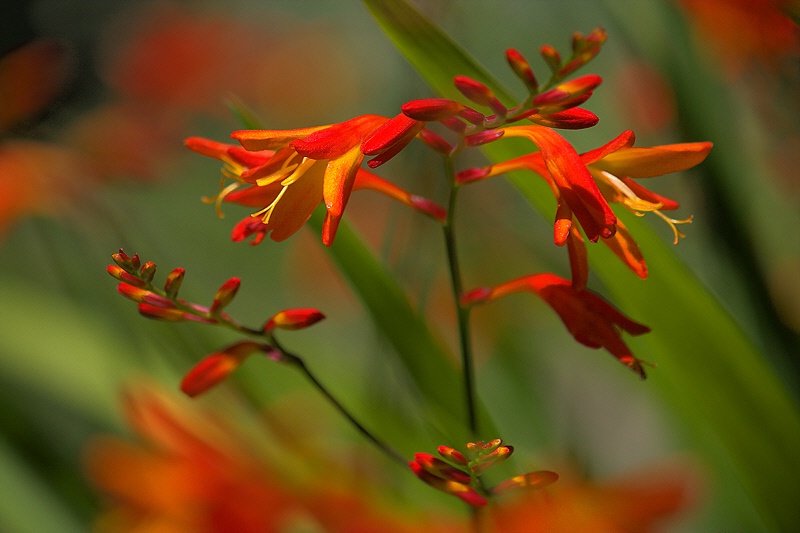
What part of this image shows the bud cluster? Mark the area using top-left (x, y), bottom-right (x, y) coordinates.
top-left (409, 439), bottom-right (558, 507)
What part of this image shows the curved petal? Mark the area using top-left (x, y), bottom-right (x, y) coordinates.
top-left (594, 142), bottom-right (713, 178)
top-left (232, 125), bottom-right (329, 151)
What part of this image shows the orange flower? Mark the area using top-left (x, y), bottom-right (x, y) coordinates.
top-left (487, 461), bottom-right (701, 533)
top-left (186, 128), bottom-right (444, 246)
top-left (86, 383), bottom-right (464, 532)
top-left (460, 130), bottom-right (711, 278)
top-left (463, 273), bottom-right (651, 378)
top-left (675, 0), bottom-right (799, 76)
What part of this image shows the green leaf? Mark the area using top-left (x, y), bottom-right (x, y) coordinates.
top-left (307, 210), bottom-right (495, 444)
top-left (362, 0), bottom-right (800, 529)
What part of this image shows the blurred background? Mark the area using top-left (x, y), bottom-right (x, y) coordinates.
top-left (1, 0), bottom-right (799, 531)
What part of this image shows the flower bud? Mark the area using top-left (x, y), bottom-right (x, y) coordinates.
top-left (265, 308), bottom-right (325, 333)
top-left (505, 48), bottom-right (538, 91)
top-left (438, 445), bottom-right (468, 466)
top-left (209, 277), bottom-right (241, 315)
top-left (453, 76), bottom-right (507, 117)
top-left (180, 341), bottom-right (269, 397)
top-left (164, 268), bottom-right (185, 299)
top-left (117, 283), bottom-right (173, 307)
top-left (465, 129), bottom-right (504, 147)
top-left (112, 249), bottom-right (141, 272)
top-left (401, 98), bottom-right (465, 121)
top-left (540, 44), bottom-right (562, 73)
top-left (107, 265), bottom-right (146, 287)
top-left (139, 262), bottom-right (157, 283)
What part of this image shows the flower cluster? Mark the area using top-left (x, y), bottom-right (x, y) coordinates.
top-left (409, 439), bottom-right (558, 507)
top-left (108, 26), bottom-right (713, 519)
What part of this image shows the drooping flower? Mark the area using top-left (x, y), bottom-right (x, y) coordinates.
top-left (186, 123), bottom-right (443, 246)
top-left (463, 273), bottom-right (651, 378)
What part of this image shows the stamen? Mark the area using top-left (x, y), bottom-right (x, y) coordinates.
top-left (250, 158), bottom-right (316, 224)
top-left (202, 180), bottom-right (242, 218)
top-left (653, 210), bottom-right (693, 245)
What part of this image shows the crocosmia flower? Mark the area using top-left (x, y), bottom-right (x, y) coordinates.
top-left (463, 273), bottom-right (651, 378)
top-left (186, 118), bottom-right (443, 246)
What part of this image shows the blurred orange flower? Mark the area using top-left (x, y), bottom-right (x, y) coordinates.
top-left (85, 383), bottom-right (463, 533)
top-left (487, 462), bottom-right (701, 533)
top-left (675, 0), bottom-right (799, 75)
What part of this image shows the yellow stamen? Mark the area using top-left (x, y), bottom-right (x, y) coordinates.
top-left (598, 171), bottom-right (691, 244)
top-left (250, 157), bottom-right (317, 224)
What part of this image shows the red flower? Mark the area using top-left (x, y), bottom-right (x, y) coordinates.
top-left (463, 273), bottom-right (651, 378)
top-left (186, 123), bottom-right (444, 246)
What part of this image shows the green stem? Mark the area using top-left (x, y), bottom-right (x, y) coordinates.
top-left (270, 336), bottom-right (407, 466)
top-left (442, 158), bottom-right (479, 437)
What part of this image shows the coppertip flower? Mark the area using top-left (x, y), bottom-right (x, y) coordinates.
top-left (181, 341), bottom-right (273, 397)
top-left (265, 308), bottom-right (326, 333)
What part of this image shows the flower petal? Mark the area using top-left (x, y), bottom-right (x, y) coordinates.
top-left (593, 142), bottom-right (713, 178)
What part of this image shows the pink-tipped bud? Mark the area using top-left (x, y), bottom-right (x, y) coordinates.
top-left (533, 89), bottom-right (569, 107)
top-left (413, 453), bottom-right (472, 485)
top-left (453, 76), bottom-right (507, 116)
top-left (418, 128), bottom-right (453, 155)
top-left (440, 117), bottom-right (467, 133)
top-left (531, 108), bottom-right (599, 129)
top-left (471, 445), bottom-right (514, 475)
top-left (457, 107), bottom-right (486, 126)
top-left (402, 98), bottom-right (465, 121)
top-left (137, 303), bottom-right (191, 322)
top-left (164, 268), bottom-right (185, 299)
top-left (465, 129), bottom-right (504, 147)
top-left (265, 308), bottom-right (326, 333)
top-left (209, 278), bottom-right (240, 315)
top-left (438, 445), bottom-right (468, 466)
top-left (540, 44), bottom-right (562, 72)
top-left (409, 459), bottom-right (487, 507)
top-left (505, 48), bottom-right (538, 91)
top-left (139, 262), bottom-right (157, 283)
top-left (456, 167), bottom-right (491, 185)
top-left (180, 341), bottom-right (268, 397)
top-left (107, 265), bottom-right (146, 287)
top-left (117, 283), bottom-right (173, 307)
top-left (408, 196), bottom-right (447, 222)
top-left (112, 249), bottom-right (140, 272)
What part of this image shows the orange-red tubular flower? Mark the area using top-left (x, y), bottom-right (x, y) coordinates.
top-left (181, 341), bottom-right (273, 397)
top-left (186, 123), bottom-right (443, 245)
top-left (500, 125), bottom-right (617, 243)
top-left (459, 130), bottom-right (711, 278)
top-left (463, 273), bottom-right (650, 378)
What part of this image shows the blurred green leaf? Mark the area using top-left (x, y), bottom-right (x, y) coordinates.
top-left (307, 210), bottom-right (497, 444)
top-left (0, 436), bottom-right (84, 533)
top-left (362, 0), bottom-right (800, 529)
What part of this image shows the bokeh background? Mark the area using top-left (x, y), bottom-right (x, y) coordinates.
top-left (1, 0), bottom-right (799, 531)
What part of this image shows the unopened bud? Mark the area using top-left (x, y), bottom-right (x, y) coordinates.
top-left (164, 268), bottom-right (185, 299)
top-left (209, 277), bottom-right (241, 315)
top-left (505, 48), bottom-right (538, 91)
top-left (402, 98), bottom-right (465, 121)
top-left (107, 265), bottom-right (146, 287)
top-left (453, 76), bottom-right (507, 117)
top-left (540, 44), bottom-right (562, 73)
top-left (117, 283), bottom-right (173, 307)
top-left (465, 129), bottom-right (504, 147)
top-left (438, 445), bottom-right (468, 466)
top-left (180, 341), bottom-right (268, 397)
top-left (112, 249), bottom-right (140, 273)
top-left (265, 308), bottom-right (325, 332)
top-left (139, 262), bottom-right (157, 283)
